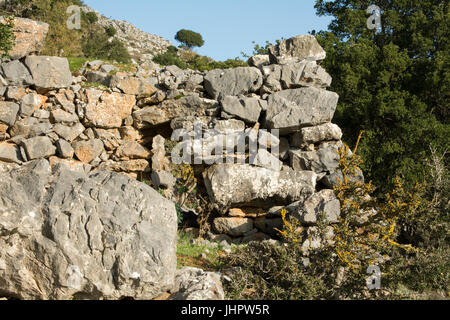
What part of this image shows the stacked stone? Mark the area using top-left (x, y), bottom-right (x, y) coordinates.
top-left (0, 17), bottom-right (362, 249)
top-left (191, 35), bottom-right (364, 246)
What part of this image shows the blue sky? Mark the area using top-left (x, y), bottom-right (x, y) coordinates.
top-left (83, 0), bottom-right (333, 61)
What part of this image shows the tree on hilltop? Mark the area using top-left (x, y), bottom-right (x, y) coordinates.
top-left (175, 29), bottom-right (204, 50)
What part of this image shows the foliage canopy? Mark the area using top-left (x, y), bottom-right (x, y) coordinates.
top-left (314, 0), bottom-right (449, 191)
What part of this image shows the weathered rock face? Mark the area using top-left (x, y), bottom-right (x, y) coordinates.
top-left (203, 164), bottom-right (317, 210)
top-left (280, 61), bottom-right (332, 89)
top-left (213, 217), bottom-right (254, 237)
top-left (284, 189), bottom-right (341, 225)
top-left (291, 123), bottom-right (343, 148)
top-left (25, 56), bottom-right (73, 90)
top-left (204, 67), bottom-right (263, 100)
top-left (133, 95), bottom-right (218, 129)
top-left (221, 95), bottom-right (265, 124)
top-left (0, 17), bottom-right (49, 60)
top-left (83, 89), bottom-right (136, 129)
top-left (289, 144), bottom-right (340, 174)
top-left (0, 160), bottom-right (178, 300)
top-left (1, 60), bottom-right (34, 87)
top-left (170, 267), bottom-right (224, 300)
top-left (268, 35), bottom-right (326, 64)
top-left (0, 101), bottom-right (19, 126)
top-left (264, 87), bottom-right (339, 133)
top-left (110, 76), bottom-right (157, 96)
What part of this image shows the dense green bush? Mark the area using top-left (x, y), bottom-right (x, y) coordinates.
top-left (84, 11), bottom-right (98, 24)
top-left (314, 0), bottom-right (449, 192)
top-left (175, 29), bottom-right (204, 49)
top-left (82, 25), bottom-right (131, 63)
top-left (153, 46), bottom-right (188, 69)
top-left (104, 25), bottom-right (117, 37)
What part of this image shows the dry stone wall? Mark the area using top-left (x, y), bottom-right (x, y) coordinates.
top-left (0, 18), bottom-right (363, 251)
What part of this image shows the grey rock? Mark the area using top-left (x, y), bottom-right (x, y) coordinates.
top-left (151, 170), bottom-right (176, 190)
top-left (254, 149), bottom-right (283, 171)
top-left (53, 123), bottom-right (85, 142)
top-left (10, 118), bottom-right (53, 138)
top-left (265, 87), bottom-right (339, 133)
top-left (269, 35), bottom-right (326, 64)
top-left (85, 71), bottom-right (111, 86)
top-left (51, 109), bottom-right (79, 124)
top-left (280, 61), bottom-right (332, 89)
top-left (87, 60), bottom-right (104, 68)
top-left (211, 119), bottom-right (245, 133)
top-left (20, 93), bottom-right (45, 117)
top-left (285, 189), bottom-right (341, 225)
top-left (170, 267), bottom-right (224, 300)
top-left (289, 145), bottom-right (340, 173)
top-left (0, 101), bottom-right (19, 126)
top-left (213, 217), bottom-right (254, 237)
top-left (321, 169), bottom-right (364, 189)
top-left (33, 109), bottom-right (50, 119)
top-left (1, 60), bottom-right (34, 86)
top-left (204, 164), bottom-right (317, 210)
top-left (25, 56), bottom-right (73, 90)
top-left (204, 67), bottom-right (263, 100)
top-left (291, 123), bottom-right (343, 147)
top-left (55, 139), bottom-right (74, 158)
top-left (0, 142), bottom-right (23, 163)
top-left (0, 160), bottom-right (177, 299)
top-left (248, 54), bottom-right (270, 68)
top-left (21, 136), bottom-right (56, 160)
top-left (100, 64), bottom-right (117, 73)
top-left (261, 64), bottom-right (282, 93)
top-left (221, 95), bottom-right (263, 124)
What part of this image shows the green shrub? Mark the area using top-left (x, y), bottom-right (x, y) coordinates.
top-left (153, 46), bottom-right (187, 69)
top-left (104, 26), bottom-right (117, 37)
top-left (84, 11), bottom-right (98, 24)
top-left (82, 25), bottom-right (131, 63)
top-left (0, 16), bottom-right (15, 58)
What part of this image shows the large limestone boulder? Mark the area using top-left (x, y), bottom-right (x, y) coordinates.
top-left (204, 67), bottom-right (263, 100)
top-left (269, 35), bottom-right (326, 64)
top-left (25, 56), bottom-right (73, 90)
top-left (0, 160), bottom-right (178, 300)
top-left (203, 164), bottom-right (317, 210)
top-left (264, 87), bottom-right (339, 133)
top-left (0, 17), bottom-right (49, 60)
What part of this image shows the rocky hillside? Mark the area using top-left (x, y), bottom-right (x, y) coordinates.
top-left (82, 6), bottom-right (172, 63)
